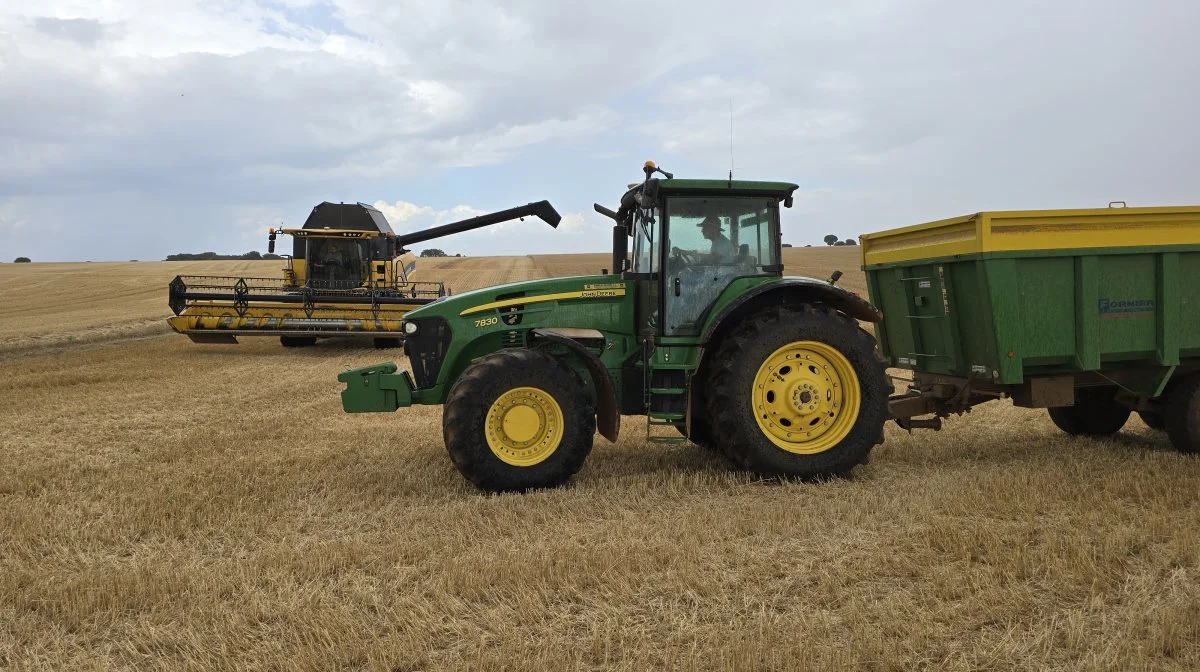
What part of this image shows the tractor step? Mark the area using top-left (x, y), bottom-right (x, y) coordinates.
top-left (646, 365), bottom-right (692, 438)
top-left (646, 435), bottom-right (690, 444)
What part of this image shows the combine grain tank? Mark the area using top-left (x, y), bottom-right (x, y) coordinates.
top-left (863, 204), bottom-right (1200, 452)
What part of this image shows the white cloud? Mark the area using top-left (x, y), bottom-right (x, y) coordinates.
top-left (0, 199), bottom-right (33, 233)
top-left (371, 201), bottom-right (488, 230)
top-left (232, 205), bottom-right (287, 243)
top-left (372, 200), bottom-right (434, 226)
top-left (2, 0), bottom-right (1199, 259)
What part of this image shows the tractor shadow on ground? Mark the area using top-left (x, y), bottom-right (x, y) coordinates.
top-left (580, 439), bottom-right (863, 488)
top-left (878, 422), bottom-right (1185, 476)
top-left (1105, 429), bottom-right (1181, 452)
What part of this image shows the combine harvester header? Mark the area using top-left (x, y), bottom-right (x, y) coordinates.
top-left (168, 200), bottom-right (560, 347)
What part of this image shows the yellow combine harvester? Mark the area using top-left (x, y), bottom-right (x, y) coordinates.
top-left (168, 200), bottom-right (561, 347)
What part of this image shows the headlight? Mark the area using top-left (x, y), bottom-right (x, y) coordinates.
top-left (403, 321), bottom-right (419, 335)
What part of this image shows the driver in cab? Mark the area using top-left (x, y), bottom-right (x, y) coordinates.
top-left (673, 215), bottom-right (734, 264)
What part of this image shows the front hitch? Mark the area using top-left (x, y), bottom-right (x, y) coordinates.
top-left (337, 362), bottom-right (414, 412)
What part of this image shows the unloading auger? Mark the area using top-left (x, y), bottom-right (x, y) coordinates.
top-left (167, 200), bottom-right (560, 347)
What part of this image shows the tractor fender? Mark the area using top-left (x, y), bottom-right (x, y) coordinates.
top-left (530, 328), bottom-right (620, 443)
top-left (701, 278), bottom-right (882, 344)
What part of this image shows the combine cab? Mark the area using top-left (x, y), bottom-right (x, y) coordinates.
top-left (168, 200), bottom-right (560, 346)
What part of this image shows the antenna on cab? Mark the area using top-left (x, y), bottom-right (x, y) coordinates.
top-left (728, 98), bottom-right (734, 184)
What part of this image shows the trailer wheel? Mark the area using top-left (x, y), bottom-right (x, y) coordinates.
top-left (1047, 387), bottom-right (1129, 437)
top-left (705, 305), bottom-right (889, 478)
top-left (1165, 376), bottom-right (1200, 454)
top-left (443, 349), bottom-right (595, 492)
top-left (280, 336), bottom-right (317, 347)
top-left (1137, 410), bottom-right (1166, 431)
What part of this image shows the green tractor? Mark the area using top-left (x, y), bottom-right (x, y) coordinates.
top-left (339, 162), bottom-right (891, 491)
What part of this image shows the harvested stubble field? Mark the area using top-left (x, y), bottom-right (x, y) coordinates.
top-left (2, 248), bottom-right (1198, 671)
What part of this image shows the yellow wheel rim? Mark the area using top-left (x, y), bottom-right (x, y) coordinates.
top-left (485, 386), bottom-right (564, 467)
top-left (752, 340), bottom-right (861, 455)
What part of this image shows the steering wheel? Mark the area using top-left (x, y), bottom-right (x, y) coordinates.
top-left (670, 246), bottom-right (698, 266)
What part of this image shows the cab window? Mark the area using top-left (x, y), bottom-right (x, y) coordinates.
top-left (665, 197), bottom-right (778, 270)
top-left (662, 196), bottom-right (779, 335)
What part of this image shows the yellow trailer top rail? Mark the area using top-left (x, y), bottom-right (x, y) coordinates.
top-left (860, 205), bottom-right (1200, 267)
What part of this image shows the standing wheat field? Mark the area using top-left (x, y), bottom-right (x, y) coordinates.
top-left (2, 248), bottom-right (1198, 670)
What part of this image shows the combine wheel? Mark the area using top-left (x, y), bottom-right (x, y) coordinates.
top-left (1165, 375), bottom-right (1200, 454)
top-left (1047, 387), bottom-right (1129, 437)
top-left (280, 336), bottom-right (317, 347)
top-left (373, 337), bottom-right (402, 349)
top-left (705, 305), bottom-right (889, 478)
top-left (443, 349), bottom-right (595, 492)
top-left (1137, 410), bottom-right (1166, 431)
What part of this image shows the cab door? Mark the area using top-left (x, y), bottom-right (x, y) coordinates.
top-left (628, 206), bottom-right (661, 338)
top-left (662, 197), bottom-right (779, 336)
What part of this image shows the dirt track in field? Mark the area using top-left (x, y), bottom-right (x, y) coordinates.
top-left (2, 248), bottom-right (1198, 670)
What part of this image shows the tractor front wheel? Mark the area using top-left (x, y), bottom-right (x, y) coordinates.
top-left (1165, 375), bottom-right (1200, 454)
top-left (1047, 387), bottom-right (1129, 437)
top-left (443, 349), bottom-right (595, 492)
top-left (706, 305), bottom-right (889, 478)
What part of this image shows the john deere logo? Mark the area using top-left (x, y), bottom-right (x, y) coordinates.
top-left (1099, 298), bottom-right (1155, 319)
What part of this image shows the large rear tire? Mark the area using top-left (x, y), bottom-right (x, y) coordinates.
top-left (705, 305), bottom-right (889, 478)
top-left (1165, 375), bottom-right (1200, 454)
top-left (1047, 387), bottom-right (1129, 437)
top-left (280, 336), bottom-right (317, 347)
top-left (674, 381), bottom-right (716, 450)
top-left (443, 349), bottom-right (595, 492)
top-left (1137, 410), bottom-right (1166, 431)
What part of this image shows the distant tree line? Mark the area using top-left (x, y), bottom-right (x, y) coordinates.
top-left (822, 235), bottom-right (858, 247)
top-left (14, 256), bottom-right (31, 263)
top-left (419, 249), bottom-right (463, 257)
top-left (166, 251), bottom-right (282, 261)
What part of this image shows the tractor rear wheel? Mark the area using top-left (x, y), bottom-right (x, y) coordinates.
top-left (1047, 387), bottom-right (1129, 437)
top-left (1137, 410), bottom-right (1166, 431)
top-left (674, 382), bottom-right (716, 450)
top-left (706, 305), bottom-right (889, 478)
top-left (280, 336), bottom-right (317, 347)
top-left (443, 348), bottom-right (595, 492)
top-left (1164, 375), bottom-right (1200, 454)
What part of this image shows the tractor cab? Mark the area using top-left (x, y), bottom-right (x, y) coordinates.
top-left (600, 162), bottom-right (797, 337)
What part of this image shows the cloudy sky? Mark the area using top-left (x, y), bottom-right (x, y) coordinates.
top-left (1, 1), bottom-right (1197, 261)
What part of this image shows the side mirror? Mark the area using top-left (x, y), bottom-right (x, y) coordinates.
top-left (268, 229), bottom-right (276, 254)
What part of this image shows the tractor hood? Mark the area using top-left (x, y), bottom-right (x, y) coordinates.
top-left (403, 275), bottom-right (621, 323)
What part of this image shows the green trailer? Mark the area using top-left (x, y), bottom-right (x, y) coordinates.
top-left (863, 205), bottom-right (1200, 451)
